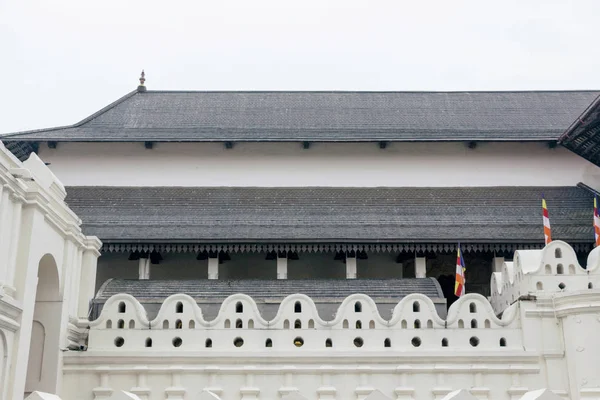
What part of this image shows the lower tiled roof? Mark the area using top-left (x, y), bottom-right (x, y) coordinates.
top-left (65, 186), bottom-right (594, 243)
top-left (95, 278), bottom-right (445, 301)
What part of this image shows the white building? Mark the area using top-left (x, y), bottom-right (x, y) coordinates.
top-left (1, 78), bottom-right (600, 400)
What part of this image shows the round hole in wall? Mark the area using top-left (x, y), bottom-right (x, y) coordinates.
top-left (411, 337), bottom-right (421, 347)
top-left (234, 337), bottom-right (244, 347)
top-left (114, 337), bottom-right (124, 347)
top-left (558, 282), bottom-right (566, 290)
top-left (172, 337), bottom-right (183, 347)
top-left (294, 337), bottom-right (304, 347)
top-left (353, 337), bottom-right (364, 347)
top-left (469, 336), bottom-right (480, 347)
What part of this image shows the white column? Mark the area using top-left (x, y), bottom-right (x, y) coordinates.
top-left (493, 257), bottom-right (505, 273)
top-left (78, 243), bottom-right (101, 318)
top-left (0, 187), bottom-right (13, 286)
top-left (415, 257), bottom-right (426, 278)
top-left (346, 253), bottom-right (357, 279)
top-left (208, 256), bottom-right (219, 279)
top-left (277, 253), bottom-right (288, 279)
top-left (4, 194), bottom-right (22, 297)
top-left (138, 257), bottom-right (151, 280)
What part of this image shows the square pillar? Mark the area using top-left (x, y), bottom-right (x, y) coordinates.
top-left (138, 257), bottom-right (151, 280)
top-left (208, 256), bottom-right (219, 279)
top-left (277, 253), bottom-right (288, 279)
top-left (493, 257), bottom-right (504, 273)
top-left (346, 254), bottom-right (357, 279)
top-left (415, 257), bottom-right (426, 278)
top-left (78, 239), bottom-right (102, 318)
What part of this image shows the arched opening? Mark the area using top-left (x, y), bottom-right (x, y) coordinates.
top-left (369, 320), bottom-right (375, 329)
top-left (265, 339), bottom-right (272, 348)
top-left (118, 302), bottom-right (126, 313)
top-left (545, 264), bottom-right (552, 274)
top-left (189, 320), bottom-right (195, 329)
top-left (175, 319), bottom-right (182, 329)
top-left (308, 319), bottom-right (315, 329)
top-left (117, 319), bottom-right (125, 329)
top-left (145, 338), bottom-right (152, 348)
top-left (163, 320), bottom-right (169, 329)
top-left (354, 301), bottom-right (362, 312)
top-left (536, 281), bottom-right (543, 290)
top-left (469, 303), bottom-right (477, 313)
top-left (414, 319), bottom-right (421, 329)
top-left (343, 319), bottom-right (349, 329)
top-left (235, 302), bottom-right (243, 313)
top-left (224, 319), bottom-right (231, 329)
top-left (283, 320), bottom-right (290, 329)
top-left (129, 320), bottom-right (135, 329)
top-left (26, 254), bottom-right (63, 394)
top-left (555, 248), bottom-right (562, 258)
top-left (294, 301), bottom-right (302, 313)
top-left (236, 319), bottom-right (243, 329)
top-left (441, 338), bottom-right (448, 347)
top-left (384, 338), bottom-right (391, 348)
top-left (471, 319), bottom-right (478, 329)
top-left (557, 264), bottom-right (564, 275)
top-left (413, 301), bottom-right (420, 312)
top-left (248, 319), bottom-right (254, 329)
top-left (294, 319), bottom-right (301, 329)
top-left (500, 338), bottom-right (507, 347)
top-left (106, 320), bottom-right (112, 329)
top-left (325, 338), bottom-right (333, 348)
top-left (569, 264), bottom-right (575, 274)
top-left (356, 320), bottom-right (362, 329)
top-left (176, 302), bottom-right (183, 313)
top-left (589, 282), bottom-right (594, 289)
top-left (458, 319), bottom-right (464, 328)
top-left (205, 339), bottom-right (213, 348)
top-left (427, 320), bottom-right (433, 328)
top-left (401, 320), bottom-right (407, 329)
top-left (484, 319), bottom-right (491, 328)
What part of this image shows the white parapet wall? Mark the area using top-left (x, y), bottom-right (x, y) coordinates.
top-left (61, 241), bottom-right (600, 400)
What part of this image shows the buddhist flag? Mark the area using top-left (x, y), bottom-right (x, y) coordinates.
top-left (542, 197), bottom-right (552, 245)
top-left (594, 197), bottom-right (600, 247)
top-left (454, 246), bottom-right (466, 297)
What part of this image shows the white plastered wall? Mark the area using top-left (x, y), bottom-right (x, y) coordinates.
top-left (61, 242), bottom-right (600, 400)
top-left (0, 141), bottom-right (101, 400)
top-left (35, 142), bottom-right (597, 187)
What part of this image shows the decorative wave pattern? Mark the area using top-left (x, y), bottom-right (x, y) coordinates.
top-left (88, 292), bottom-right (521, 351)
top-left (490, 241), bottom-right (600, 313)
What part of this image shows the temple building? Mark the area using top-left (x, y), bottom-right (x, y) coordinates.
top-left (1, 76), bottom-right (600, 400)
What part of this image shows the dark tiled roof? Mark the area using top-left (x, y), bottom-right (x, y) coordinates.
top-left (559, 94), bottom-right (600, 167)
top-left (95, 278), bottom-right (445, 301)
top-left (3, 90), bottom-right (599, 142)
top-left (65, 186), bottom-right (594, 243)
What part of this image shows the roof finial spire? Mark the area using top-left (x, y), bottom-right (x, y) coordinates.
top-left (137, 70), bottom-right (147, 92)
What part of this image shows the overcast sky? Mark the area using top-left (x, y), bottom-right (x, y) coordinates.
top-left (1, 0), bottom-right (599, 134)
